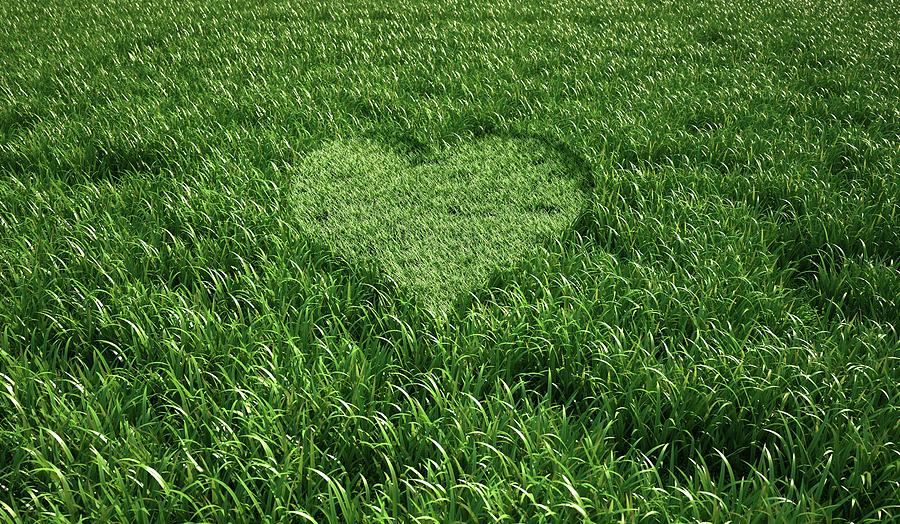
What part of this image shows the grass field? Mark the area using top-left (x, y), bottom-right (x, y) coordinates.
top-left (1, 0), bottom-right (899, 521)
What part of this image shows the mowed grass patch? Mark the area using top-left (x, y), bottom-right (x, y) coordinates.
top-left (292, 136), bottom-right (587, 312)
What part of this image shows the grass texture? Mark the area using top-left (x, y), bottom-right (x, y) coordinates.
top-left (292, 136), bottom-right (586, 312)
top-left (1, 0), bottom-right (899, 522)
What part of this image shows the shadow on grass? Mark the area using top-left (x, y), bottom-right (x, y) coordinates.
top-left (281, 126), bottom-right (599, 367)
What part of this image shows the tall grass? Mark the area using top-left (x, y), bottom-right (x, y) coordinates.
top-left (1, 0), bottom-right (898, 521)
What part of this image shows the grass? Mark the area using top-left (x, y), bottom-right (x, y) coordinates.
top-left (1, 0), bottom-right (898, 522)
top-left (292, 135), bottom-right (587, 313)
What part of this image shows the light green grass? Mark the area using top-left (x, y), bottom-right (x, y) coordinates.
top-left (292, 136), bottom-right (586, 313)
top-left (0, 0), bottom-right (898, 522)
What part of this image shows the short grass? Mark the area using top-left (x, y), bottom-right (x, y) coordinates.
top-left (292, 136), bottom-right (586, 313)
top-left (1, 0), bottom-right (899, 522)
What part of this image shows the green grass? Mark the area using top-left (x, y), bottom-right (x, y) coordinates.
top-left (1, 0), bottom-right (898, 522)
top-left (292, 135), bottom-right (587, 313)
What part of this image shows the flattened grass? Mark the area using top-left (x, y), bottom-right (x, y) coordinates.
top-left (292, 136), bottom-right (586, 313)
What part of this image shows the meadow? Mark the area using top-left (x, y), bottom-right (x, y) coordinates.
top-left (0, 0), bottom-right (898, 521)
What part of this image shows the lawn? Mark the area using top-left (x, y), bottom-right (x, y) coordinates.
top-left (1, 0), bottom-right (898, 521)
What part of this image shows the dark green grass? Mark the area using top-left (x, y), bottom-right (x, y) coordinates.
top-left (1, 0), bottom-right (899, 522)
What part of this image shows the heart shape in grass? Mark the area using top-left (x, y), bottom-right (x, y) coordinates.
top-left (292, 136), bottom-right (587, 313)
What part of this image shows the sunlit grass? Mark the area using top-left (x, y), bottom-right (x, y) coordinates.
top-left (291, 136), bottom-right (587, 313)
top-left (0, 0), bottom-right (898, 522)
